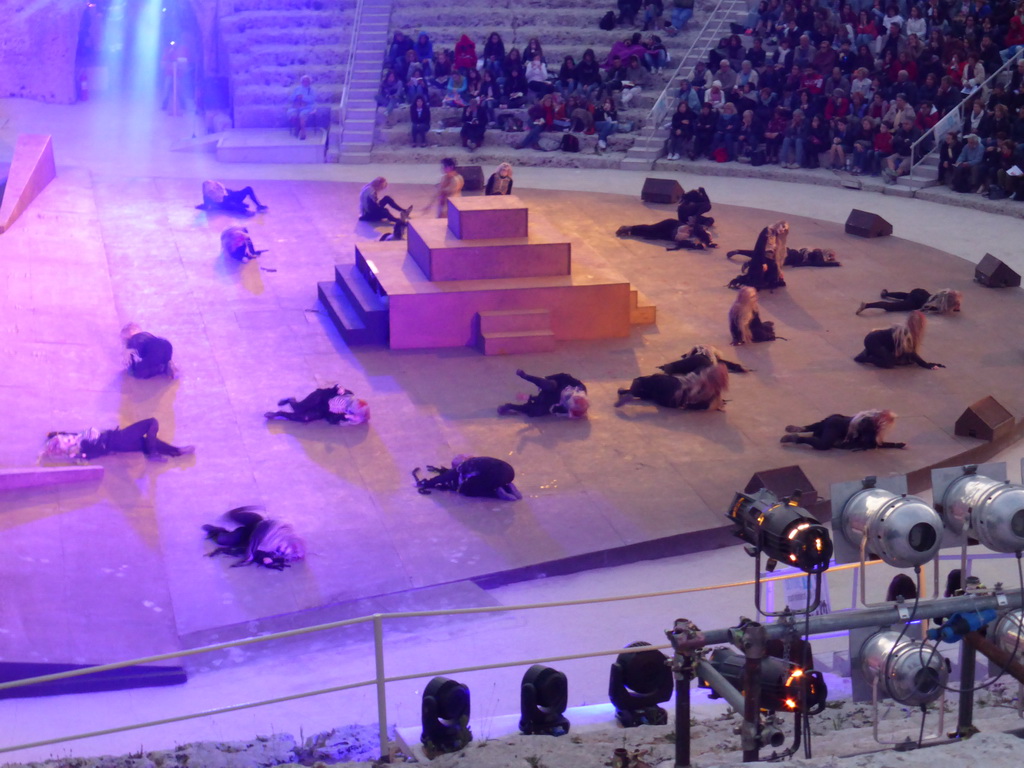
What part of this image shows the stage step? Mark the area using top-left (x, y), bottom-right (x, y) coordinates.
top-left (317, 281), bottom-right (387, 346)
top-left (630, 289), bottom-right (657, 325)
top-left (478, 308), bottom-right (551, 334)
top-left (216, 128), bottom-right (326, 163)
top-left (479, 330), bottom-right (556, 356)
top-left (334, 262), bottom-right (389, 340)
top-left (0, 661), bottom-right (186, 699)
top-left (0, 466), bottom-right (103, 491)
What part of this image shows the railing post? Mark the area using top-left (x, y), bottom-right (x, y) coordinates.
top-left (374, 614), bottom-right (390, 763)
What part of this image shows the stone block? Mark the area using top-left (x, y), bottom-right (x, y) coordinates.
top-left (448, 194), bottom-right (529, 240)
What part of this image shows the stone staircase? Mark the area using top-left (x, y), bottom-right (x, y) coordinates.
top-left (220, 0), bottom-right (357, 129)
top-left (622, 0), bottom-right (750, 171)
top-left (477, 309), bottom-right (555, 355)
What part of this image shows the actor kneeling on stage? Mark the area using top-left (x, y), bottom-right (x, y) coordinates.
top-left (42, 419), bottom-right (194, 462)
top-left (203, 506), bottom-right (306, 570)
top-left (497, 370), bottom-right (589, 419)
top-left (615, 363), bottom-right (729, 411)
top-left (727, 220), bottom-right (788, 290)
top-left (414, 455), bottom-right (522, 500)
top-left (780, 409), bottom-right (905, 451)
top-left (265, 385), bottom-right (370, 425)
top-left (122, 323), bottom-right (175, 379)
top-left (853, 310), bottom-right (944, 369)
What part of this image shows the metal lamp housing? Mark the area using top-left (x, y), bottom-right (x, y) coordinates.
top-left (938, 470), bottom-right (1024, 554)
top-left (860, 630), bottom-right (949, 706)
top-left (840, 487), bottom-right (943, 568)
top-left (994, 609), bottom-right (1024, 659)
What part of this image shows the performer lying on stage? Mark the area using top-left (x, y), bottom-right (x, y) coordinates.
top-left (853, 310), bottom-right (945, 369)
top-left (614, 363), bottom-right (730, 411)
top-left (727, 220), bottom-right (788, 290)
top-left (203, 506), bottom-right (306, 570)
top-left (729, 287), bottom-right (778, 345)
top-left (677, 187), bottom-right (714, 227)
top-left (856, 288), bottom-right (962, 315)
top-left (658, 344), bottom-right (750, 375)
top-left (616, 218), bottom-right (716, 250)
top-left (42, 419), bottom-right (194, 462)
top-left (121, 323), bottom-right (175, 379)
top-left (497, 370), bottom-right (589, 419)
top-left (221, 226), bottom-right (266, 262)
top-left (783, 247), bottom-right (842, 268)
top-left (414, 456), bottom-right (522, 500)
top-left (195, 180), bottom-right (268, 214)
top-left (780, 409), bottom-right (905, 451)
top-left (265, 385), bottom-right (370, 425)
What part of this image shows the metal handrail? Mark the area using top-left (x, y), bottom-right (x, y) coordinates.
top-left (909, 47), bottom-right (1024, 168)
top-left (338, 0), bottom-right (366, 130)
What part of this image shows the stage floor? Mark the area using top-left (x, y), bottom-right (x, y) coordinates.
top-left (2, 174), bottom-right (1023, 664)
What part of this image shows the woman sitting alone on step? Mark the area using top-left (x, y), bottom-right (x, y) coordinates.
top-left (855, 288), bottom-right (962, 315)
top-left (414, 456), bottom-right (522, 500)
top-left (853, 310), bottom-right (945, 369)
top-left (497, 370), bottom-right (589, 419)
top-left (264, 385), bottom-right (370, 425)
top-left (42, 419), bottom-right (194, 463)
top-left (780, 409), bottom-right (906, 451)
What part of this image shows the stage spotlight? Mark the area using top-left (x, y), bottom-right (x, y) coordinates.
top-left (519, 664), bottom-right (570, 736)
top-left (608, 642), bottom-right (673, 727)
top-left (931, 463), bottom-right (1024, 553)
top-left (993, 609), bottom-right (1024, 658)
top-left (421, 676), bottom-right (472, 756)
top-left (859, 631), bottom-right (949, 706)
top-left (830, 476), bottom-right (942, 567)
top-left (727, 489), bottom-right (833, 574)
top-left (698, 647), bottom-right (828, 716)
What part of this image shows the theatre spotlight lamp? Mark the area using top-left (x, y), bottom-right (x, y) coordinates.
top-left (697, 647), bottom-right (828, 716)
top-left (608, 642), bottom-right (673, 727)
top-left (727, 489), bottom-right (833, 574)
top-left (519, 664), bottom-right (570, 736)
top-left (931, 463), bottom-right (1024, 554)
top-left (830, 476), bottom-right (942, 568)
top-left (421, 676), bottom-right (472, 756)
top-left (859, 631), bottom-right (949, 706)
top-left (993, 609), bottom-right (1024, 659)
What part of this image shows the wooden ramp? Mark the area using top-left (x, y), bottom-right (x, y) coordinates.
top-left (0, 134), bottom-right (56, 234)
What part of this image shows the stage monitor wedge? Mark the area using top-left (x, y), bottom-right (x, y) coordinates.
top-left (456, 165), bottom-right (485, 193)
top-left (844, 209), bottom-right (892, 238)
top-left (641, 178), bottom-right (683, 205)
top-left (744, 465), bottom-right (818, 509)
top-left (954, 396), bottom-right (1014, 442)
top-left (975, 253), bottom-right (1021, 288)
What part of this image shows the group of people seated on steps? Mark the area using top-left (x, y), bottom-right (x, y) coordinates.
top-left (662, 0), bottom-right (1024, 199)
top-left (378, 28), bottom-right (674, 153)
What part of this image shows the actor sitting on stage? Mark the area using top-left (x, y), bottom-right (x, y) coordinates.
top-left (195, 180), bottom-right (268, 214)
top-left (614, 363), bottom-right (730, 411)
top-left (853, 310), bottom-right (945, 369)
top-left (485, 162), bottom-right (514, 195)
top-left (264, 385), bottom-right (370, 425)
top-left (414, 455), bottom-right (522, 500)
top-left (729, 287), bottom-right (778, 345)
top-left (658, 344), bottom-right (750, 375)
top-left (677, 186), bottom-right (713, 226)
top-left (616, 218), bottom-right (716, 250)
top-left (121, 323), bottom-right (175, 379)
top-left (359, 177), bottom-right (413, 224)
top-left (497, 370), bottom-right (589, 419)
top-left (727, 220), bottom-right (788, 290)
top-left (203, 506), bottom-right (306, 570)
top-left (221, 226), bottom-right (266, 262)
top-left (780, 409), bottom-right (905, 451)
top-left (856, 288), bottom-right (962, 315)
top-left (42, 419), bottom-right (194, 463)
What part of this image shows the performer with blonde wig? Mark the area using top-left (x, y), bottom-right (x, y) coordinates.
top-left (264, 385), bottom-right (369, 425)
top-left (42, 419), bottom-right (194, 463)
top-left (658, 344), bottom-right (750, 375)
top-left (203, 506), bottom-right (306, 570)
top-left (856, 288), bottom-right (962, 315)
top-left (614, 363), bottom-right (730, 411)
top-left (853, 310), bottom-right (945, 369)
top-left (727, 220), bottom-right (788, 289)
top-left (121, 323), bottom-right (175, 379)
top-left (485, 162), bottom-right (514, 195)
top-left (497, 369), bottom-right (589, 419)
top-left (780, 409), bottom-right (906, 451)
top-left (729, 287), bottom-right (778, 345)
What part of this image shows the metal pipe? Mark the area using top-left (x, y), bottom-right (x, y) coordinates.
top-left (374, 615), bottom-right (389, 763)
top-left (674, 663), bottom-right (692, 768)
top-left (742, 655), bottom-right (762, 762)
top-left (957, 639), bottom-right (977, 738)
top-left (694, 659), bottom-right (746, 713)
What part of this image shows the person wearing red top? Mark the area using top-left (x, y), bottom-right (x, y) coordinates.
top-left (800, 67), bottom-right (824, 95)
top-left (871, 122), bottom-right (894, 175)
top-left (454, 34), bottom-right (477, 72)
top-left (824, 89), bottom-right (850, 120)
top-left (916, 101), bottom-right (940, 133)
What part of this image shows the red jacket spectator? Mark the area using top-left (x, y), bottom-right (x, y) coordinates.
top-left (801, 69), bottom-right (824, 95)
top-left (454, 34), bottom-right (477, 71)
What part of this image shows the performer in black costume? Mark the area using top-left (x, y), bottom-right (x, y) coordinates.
top-left (856, 288), bottom-right (961, 315)
top-left (414, 456), bottom-right (522, 500)
top-left (783, 247), bottom-right (842, 268)
top-left (615, 218), bottom-right (716, 250)
top-left (658, 344), bottom-right (749, 375)
top-left (729, 287), bottom-right (778, 345)
top-left (780, 409), bottom-right (906, 451)
top-left (853, 310), bottom-right (944, 369)
top-left (614, 363), bottom-right (729, 411)
top-left (727, 220), bottom-right (788, 290)
top-left (42, 419), bottom-right (194, 462)
top-left (195, 180), bottom-right (268, 214)
top-left (121, 323), bottom-right (175, 379)
top-left (203, 506), bottom-right (306, 570)
top-left (265, 385), bottom-right (370, 424)
top-left (497, 370), bottom-right (589, 419)
top-left (677, 186), bottom-right (714, 227)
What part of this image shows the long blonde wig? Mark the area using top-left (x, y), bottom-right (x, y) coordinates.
top-left (681, 363), bottom-right (730, 410)
top-left (729, 286), bottom-right (759, 344)
top-left (847, 409), bottom-right (896, 445)
top-left (891, 310), bottom-right (926, 357)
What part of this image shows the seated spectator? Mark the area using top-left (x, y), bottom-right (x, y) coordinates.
top-left (557, 56), bottom-right (580, 98)
top-left (516, 103), bottom-right (549, 150)
top-left (287, 75), bottom-right (316, 140)
top-left (851, 117), bottom-right (877, 174)
top-left (375, 70), bottom-right (403, 115)
top-left (461, 99), bottom-right (486, 150)
top-left (706, 80), bottom-right (728, 111)
top-left (645, 35), bottom-right (669, 73)
top-left (605, 33), bottom-right (647, 70)
top-left (812, 40), bottom-right (837, 73)
top-left (938, 130), bottom-right (963, 186)
top-left (525, 55), bottom-right (553, 100)
top-left (479, 70), bottom-right (501, 125)
top-left (431, 49), bottom-right (452, 94)
top-left (409, 96), bottom-right (431, 148)
top-left (443, 72), bottom-right (468, 108)
top-left (667, 101), bottom-right (696, 160)
top-left (736, 109), bottom-right (764, 162)
top-left (454, 34), bottom-right (477, 73)
top-left (962, 98), bottom-right (994, 141)
top-left (406, 65), bottom-right (427, 104)
top-left (670, 0), bottom-right (695, 33)
top-left (805, 113), bottom-right (829, 167)
top-left (693, 102), bottom-right (718, 158)
top-left (712, 102), bottom-right (741, 160)
top-left (504, 66), bottom-right (528, 108)
top-left (619, 0), bottom-right (641, 27)
top-left (594, 97), bottom-right (620, 151)
top-left (715, 59), bottom-right (738, 91)
top-left (736, 60), bottom-right (760, 93)
top-left (882, 117), bottom-right (920, 183)
top-left (779, 107), bottom-right (807, 168)
top-left (482, 32), bottom-right (505, 73)
top-left (577, 49), bottom-right (602, 101)
top-left (621, 55), bottom-right (648, 108)
top-left (882, 93), bottom-right (915, 129)
top-left (414, 33), bottom-right (434, 76)
top-left (763, 106), bottom-right (788, 164)
top-left (642, 1), bottom-right (665, 32)
top-left (523, 37), bottom-right (546, 64)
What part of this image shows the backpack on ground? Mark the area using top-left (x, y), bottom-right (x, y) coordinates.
top-left (561, 134), bottom-right (580, 152)
top-left (599, 11), bottom-right (616, 30)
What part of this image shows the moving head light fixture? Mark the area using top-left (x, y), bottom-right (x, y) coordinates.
top-left (931, 462), bottom-right (1024, 554)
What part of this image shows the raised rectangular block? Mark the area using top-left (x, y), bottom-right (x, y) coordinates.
top-left (216, 128), bottom-right (326, 164)
top-left (480, 330), bottom-right (557, 356)
top-left (478, 309), bottom-right (551, 334)
top-left (0, 134), bottom-right (56, 234)
top-left (407, 219), bottom-right (570, 282)
top-left (0, 466), bottom-right (103, 491)
top-left (448, 194), bottom-right (529, 240)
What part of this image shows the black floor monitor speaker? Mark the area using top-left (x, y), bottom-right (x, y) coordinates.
top-left (975, 253), bottom-right (1021, 288)
top-left (955, 396), bottom-right (1014, 442)
top-left (744, 465), bottom-right (818, 508)
top-left (456, 165), bottom-right (485, 192)
top-left (641, 177), bottom-right (684, 204)
top-left (844, 209), bottom-right (892, 238)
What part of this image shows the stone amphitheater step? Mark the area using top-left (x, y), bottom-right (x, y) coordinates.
top-left (369, 144), bottom-right (629, 169)
top-left (376, 125), bottom-right (637, 154)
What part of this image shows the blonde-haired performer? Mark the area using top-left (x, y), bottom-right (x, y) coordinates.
top-left (853, 310), bottom-right (945, 369)
top-left (726, 220), bottom-right (788, 290)
top-left (729, 286), bottom-right (778, 345)
top-left (195, 180), bottom-right (268, 214)
top-left (42, 419), bottom-right (194, 463)
top-left (121, 323), bottom-right (175, 379)
top-left (658, 344), bottom-right (750, 375)
top-left (856, 288), bottom-right (962, 315)
top-left (485, 162), bottom-right (514, 195)
top-left (614, 363), bottom-right (730, 411)
top-left (497, 370), bottom-right (589, 419)
top-left (781, 409), bottom-right (905, 451)
top-left (359, 176), bottom-right (413, 224)
top-left (203, 506), bottom-right (306, 570)
top-left (265, 385), bottom-right (369, 425)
